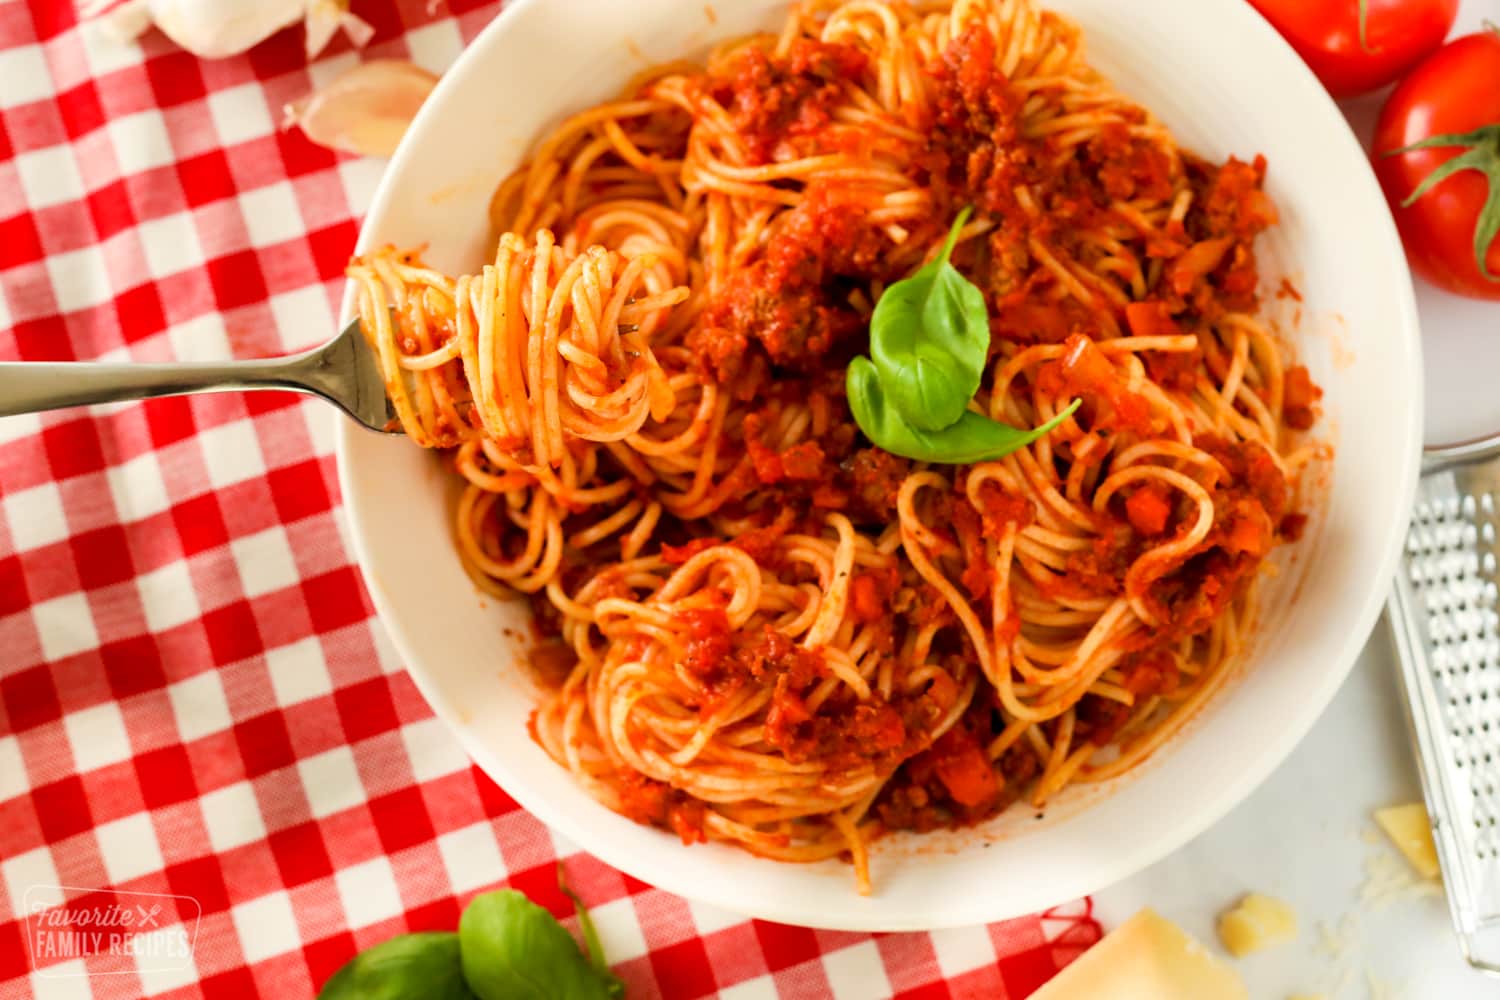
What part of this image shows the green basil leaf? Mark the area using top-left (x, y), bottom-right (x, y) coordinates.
top-left (848, 356), bottom-right (1079, 464)
top-left (459, 890), bottom-right (623, 1000)
top-left (558, 881), bottom-right (620, 997)
top-left (870, 206), bottom-right (990, 431)
top-left (318, 932), bottom-right (475, 1000)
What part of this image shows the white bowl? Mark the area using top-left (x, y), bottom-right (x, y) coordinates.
top-left (337, 0), bottom-right (1422, 930)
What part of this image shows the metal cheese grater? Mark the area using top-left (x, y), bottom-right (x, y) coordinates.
top-left (1387, 434), bottom-right (1500, 975)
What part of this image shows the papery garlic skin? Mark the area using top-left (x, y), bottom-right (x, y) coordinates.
top-left (84, 0), bottom-right (373, 60)
top-left (284, 60), bottom-right (439, 159)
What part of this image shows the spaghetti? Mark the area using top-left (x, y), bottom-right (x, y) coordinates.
top-left (347, 0), bottom-right (1324, 893)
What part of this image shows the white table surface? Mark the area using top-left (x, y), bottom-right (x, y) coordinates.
top-left (1093, 4), bottom-right (1499, 996)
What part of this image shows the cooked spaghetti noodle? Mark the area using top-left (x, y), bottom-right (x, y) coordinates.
top-left (348, 0), bottom-right (1324, 893)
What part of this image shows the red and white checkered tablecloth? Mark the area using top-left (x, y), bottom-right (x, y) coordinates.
top-left (0, 1), bottom-right (1105, 996)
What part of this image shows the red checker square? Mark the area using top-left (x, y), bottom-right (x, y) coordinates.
top-left (0, 213), bottom-right (43, 272)
top-left (306, 220), bottom-right (360, 282)
top-left (249, 589), bottom-right (315, 651)
top-left (6, 102), bottom-right (66, 155)
top-left (232, 711), bottom-right (296, 778)
top-left (202, 600), bottom-right (263, 666)
top-left (78, 762), bottom-right (145, 824)
top-left (999, 945), bottom-right (1061, 998)
top-left (114, 282), bottom-right (166, 344)
top-left (177, 148), bottom-right (235, 208)
top-left (503, 864), bottom-right (571, 919)
top-left (200, 967), bottom-right (258, 999)
top-left (266, 458), bottom-right (330, 525)
top-left (143, 395), bottom-right (199, 450)
top-left (124, 166), bottom-right (188, 224)
top-left (273, 124), bottom-right (340, 179)
top-left (31, 200), bottom-right (91, 258)
top-left (134, 743), bottom-right (198, 810)
top-left (41, 417), bottom-right (106, 481)
top-left (145, 50), bottom-right (207, 108)
top-left (30, 0), bottom-right (76, 38)
top-left (894, 985), bottom-right (954, 1000)
top-left (879, 933), bottom-right (944, 991)
top-left (620, 872), bottom-right (653, 896)
top-left (18, 543), bottom-right (79, 604)
top-left (71, 524), bottom-right (136, 590)
top-left (471, 766), bottom-right (519, 818)
top-left (243, 390), bottom-right (305, 419)
top-left (171, 492), bottom-right (229, 556)
top-left (946, 966), bottom-right (1007, 999)
top-left (367, 787), bottom-right (436, 855)
top-left (280, 700), bottom-right (342, 763)
top-left (0, 554), bottom-right (31, 617)
top-left (332, 676), bottom-right (398, 744)
top-left (0, 919), bottom-right (29, 981)
top-left (267, 821), bottom-right (334, 888)
top-left (88, 181), bottom-right (136, 245)
top-left (32, 775), bottom-right (94, 842)
top-left (11, 315), bottom-right (73, 361)
top-left (404, 896), bottom-right (462, 933)
top-left (700, 924), bottom-right (769, 988)
top-left (205, 249), bottom-right (270, 312)
top-left (211, 478), bottom-right (278, 536)
top-left (0, 798), bottom-right (40, 856)
top-left (303, 931), bottom-right (358, 991)
top-left (649, 937), bottom-right (719, 1000)
top-left (247, 35), bottom-right (315, 79)
top-left (223, 133), bottom-right (292, 192)
top-left (164, 856), bottom-right (229, 917)
top-left (754, 921), bottom-right (822, 973)
top-left (417, 772), bottom-right (484, 832)
top-left (55, 80), bottom-right (105, 139)
top-left (303, 566), bottom-right (371, 635)
top-left (2, 665), bottom-right (62, 732)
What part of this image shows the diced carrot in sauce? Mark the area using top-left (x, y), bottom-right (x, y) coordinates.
top-left (1125, 484), bottom-right (1173, 536)
top-left (931, 729), bottom-right (1000, 808)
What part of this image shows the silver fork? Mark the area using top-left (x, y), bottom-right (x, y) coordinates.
top-left (0, 316), bottom-right (395, 431)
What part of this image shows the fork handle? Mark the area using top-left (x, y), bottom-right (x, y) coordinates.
top-left (0, 348), bottom-right (326, 419)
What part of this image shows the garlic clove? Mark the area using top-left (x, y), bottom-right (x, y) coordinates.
top-left (283, 59), bottom-right (439, 159)
top-left (304, 0), bottom-right (374, 58)
top-left (150, 0), bottom-right (309, 59)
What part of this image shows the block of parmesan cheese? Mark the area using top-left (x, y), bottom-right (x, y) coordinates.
top-left (1030, 908), bottom-right (1248, 1000)
top-left (1374, 802), bottom-right (1441, 880)
top-left (1217, 892), bottom-right (1297, 957)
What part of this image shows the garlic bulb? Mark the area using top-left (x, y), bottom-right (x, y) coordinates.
top-left (284, 60), bottom-right (439, 158)
top-left (84, 0), bottom-right (373, 60)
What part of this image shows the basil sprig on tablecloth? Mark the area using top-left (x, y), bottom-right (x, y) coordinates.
top-left (848, 208), bottom-right (1078, 462)
top-left (320, 886), bottom-right (622, 1000)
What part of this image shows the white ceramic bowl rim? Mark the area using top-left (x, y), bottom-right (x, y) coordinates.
top-left (336, 0), bottom-right (1423, 930)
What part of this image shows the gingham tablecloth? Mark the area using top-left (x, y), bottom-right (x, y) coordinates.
top-left (0, 2), bottom-right (1103, 996)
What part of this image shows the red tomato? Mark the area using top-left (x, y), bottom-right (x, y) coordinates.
top-left (1247, 0), bottom-right (1458, 97)
top-left (1373, 31), bottom-right (1500, 300)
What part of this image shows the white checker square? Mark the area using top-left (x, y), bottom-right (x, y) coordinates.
top-left (930, 923), bottom-right (996, 979)
top-left (402, 21), bottom-right (465, 75)
top-left (400, 718), bottom-right (468, 783)
top-left (30, 963), bottom-right (91, 998)
top-left (229, 892), bottom-right (299, 964)
top-left (824, 941), bottom-right (892, 1000)
top-left (267, 285), bottom-right (333, 354)
top-left (298, 745), bottom-right (364, 819)
top-left (79, 17), bottom-right (144, 76)
top-left (62, 701), bottom-right (132, 772)
top-left (44, 244), bottom-right (111, 311)
top-left (13, 145), bottom-right (84, 211)
top-left (135, 212), bottom-right (204, 280)
top-left (96, 812), bottom-right (165, 884)
top-left (584, 896), bottom-right (648, 963)
top-left (264, 636), bottom-right (332, 707)
top-left (107, 110), bottom-right (176, 176)
top-left (137, 560), bottom-right (201, 632)
top-left (230, 527), bottom-right (298, 600)
top-left (336, 158), bottom-right (384, 218)
top-left (0, 736), bottom-right (27, 801)
top-left (4, 481), bottom-right (69, 549)
top-left (106, 449), bottom-right (172, 523)
top-left (199, 781), bottom-right (267, 852)
top-left (196, 420), bottom-right (266, 490)
top-left (4, 847), bottom-right (60, 917)
top-left (206, 83), bottom-right (275, 148)
top-left (0, 46), bottom-right (53, 108)
top-left (166, 312), bottom-right (232, 363)
top-left (0, 412), bottom-right (40, 449)
top-left (436, 822), bottom-right (506, 895)
top-left (687, 897), bottom-right (746, 936)
top-left (135, 940), bottom-right (198, 996)
top-left (334, 857), bottom-right (403, 930)
top-left (717, 979), bottom-right (777, 1000)
top-left (238, 183), bottom-right (304, 249)
top-left (166, 670), bottom-right (232, 743)
top-left (305, 399), bottom-right (338, 458)
top-left (32, 592), bottom-right (102, 661)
